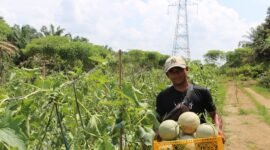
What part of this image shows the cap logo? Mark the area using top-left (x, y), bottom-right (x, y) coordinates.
top-left (170, 58), bottom-right (177, 64)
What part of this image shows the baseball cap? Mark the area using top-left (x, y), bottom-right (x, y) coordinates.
top-left (164, 56), bottom-right (187, 73)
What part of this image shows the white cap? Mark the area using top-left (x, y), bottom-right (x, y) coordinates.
top-left (164, 56), bottom-right (187, 73)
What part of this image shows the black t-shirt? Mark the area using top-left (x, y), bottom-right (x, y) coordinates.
top-left (156, 84), bottom-right (216, 123)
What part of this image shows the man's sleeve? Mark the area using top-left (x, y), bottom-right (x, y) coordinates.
top-left (203, 88), bottom-right (216, 112)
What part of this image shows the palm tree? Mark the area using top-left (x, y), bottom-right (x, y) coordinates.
top-left (8, 24), bottom-right (42, 49)
top-left (0, 41), bottom-right (18, 83)
top-left (0, 17), bottom-right (12, 41)
top-left (73, 36), bottom-right (89, 42)
top-left (0, 41), bottom-right (18, 55)
top-left (41, 24), bottom-right (66, 36)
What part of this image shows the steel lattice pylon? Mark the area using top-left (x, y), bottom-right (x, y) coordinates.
top-left (172, 0), bottom-right (190, 59)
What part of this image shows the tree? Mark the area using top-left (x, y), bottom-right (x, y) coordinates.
top-left (23, 36), bottom-right (109, 73)
top-left (191, 60), bottom-right (202, 66)
top-left (40, 24), bottom-right (66, 36)
top-left (203, 50), bottom-right (225, 66)
top-left (0, 41), bottom-right (18, 83)
top-left (72, 36), bottom-right (89, 42)
top-left (0, 17), bottom-right (12, 41)
top-left (225, 47), bottom-right (252, 68)
top-left (0, 41), bottom-right (18, 55)
top-left (243, 7), bottom-right (270, 62)
top-left (122, 49), bottom-right (168, 70)
top-left (7, 24), bottom-right (42, 49)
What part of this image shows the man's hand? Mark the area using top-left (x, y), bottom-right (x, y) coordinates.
top-left (209, 111), bottom-right (225, 143)
top-left (217, 128), bottom-right (225, 143)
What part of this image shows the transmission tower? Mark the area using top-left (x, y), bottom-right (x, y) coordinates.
top-left (170, 0), bottom-right (190, 59)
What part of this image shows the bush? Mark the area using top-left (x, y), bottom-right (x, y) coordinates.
top-left (239, 74), bottom-right (250, 81)
top-left (224, 64), bottom-right (264, 79)
top-left (258, 71), bottom-right (270, 88)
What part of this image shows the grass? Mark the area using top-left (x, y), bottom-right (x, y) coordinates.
top-left (240, 87), bottom-right (270, 126)
top-left (216, 78), bottom-right (227, 115)
top-left (250, 84), bottom-right (270, 99)
top-left (238, 108), bottom-right (251, 115)
top-left (246, 141), bottom-right (258, 150)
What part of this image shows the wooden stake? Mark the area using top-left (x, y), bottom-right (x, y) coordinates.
top-left (118, 50), bottom-right (124, 150)
top-left (119, 49), bottom-right (122, 89)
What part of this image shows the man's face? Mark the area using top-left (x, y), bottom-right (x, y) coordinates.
top-left (166, 67), bottom-right (188, 85)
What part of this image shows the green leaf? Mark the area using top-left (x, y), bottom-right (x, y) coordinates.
top-left (9, 72), bottom-right (16, 81)
top-left (137, 126), bottom-right (146, 138)
top-left (137, 126), bottom-right (155, 146)
top-left (0, 128), bottom-right (26, 150)
top-left (146, 110), bottom-right (160, 129)
top-left (98, 135), bottom-right (114, 150)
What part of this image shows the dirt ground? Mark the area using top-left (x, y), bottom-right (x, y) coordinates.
top-left (223, 81), bottom-right (270, 150)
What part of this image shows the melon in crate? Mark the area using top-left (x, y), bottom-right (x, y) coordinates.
top-left (178, 112), bottom-right (200, 134)
top-left (195, 123), bottom-right (218, 138)
top-left (158, 120), bottom-right (179, 141)
top-left (177, 134), bottom-right (195, 150)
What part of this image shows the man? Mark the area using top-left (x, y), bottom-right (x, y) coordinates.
top-left (156, 56), bottom-right (224, 139)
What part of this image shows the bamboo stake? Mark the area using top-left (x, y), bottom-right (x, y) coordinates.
top-left (118, 50), bottom-right (124, 150)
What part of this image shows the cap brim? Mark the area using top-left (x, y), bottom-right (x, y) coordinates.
top-left (165, 64), bottom-right (186, 73)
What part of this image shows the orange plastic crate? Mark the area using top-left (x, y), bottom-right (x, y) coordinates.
top-left (153, 136), bottom-right (224, 150)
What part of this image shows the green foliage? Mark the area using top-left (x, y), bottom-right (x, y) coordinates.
top-left (40, 24), bottom-right (66, 37)
top-left (258, 70), bottom-right (270, 88)
top-left (238, 108), bottom-right (250, 115)
top-left (251, 84), bottom-right (270, 99)
top-left (221, 7), bottom-right (270, 88)
top-left (243, 7), bottom-right (270, 62)
top-left (222, 63), bottom-right (269, 88)
top-left (188, 62), bottom-right (225, 113)
top-left (0, 107), bottom-right (26, 150)
top-left (0, 41), bottom-right (19, 84)
top-left (23, 36), bottom-right (111, 72)
top-left (203, 50), bottom-right (225, 66)
top-left (0, 64), bottom-right (160, 149)
top-left (224, 47), bottom-right (252, 68)
top-left (0, 18), bottom-right (12, 41)
top-left (123, 49), bottom-right (169, 69)
top-left (0, 128), bottom-right (26, 150)
top-left (0, 13), bottom-right (227, 150)
top-left (23, 36), bottom-right (69, 57)
top-left (7, 24), bottom-right (42, 49)
top-left (242, 87), bottom-right (270, 125)
top-left (0, 58), bottom-right (225, 149)
top-left (224, 64), bottom-right (265, 79)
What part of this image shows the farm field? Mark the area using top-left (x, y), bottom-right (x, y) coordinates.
top-left (1, 3), bottom-right (270, 150)
top-left (224, 81), bottom-right (270, 150)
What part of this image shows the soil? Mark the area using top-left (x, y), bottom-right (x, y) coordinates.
top-left (223, 81), bottom-right (270, 150)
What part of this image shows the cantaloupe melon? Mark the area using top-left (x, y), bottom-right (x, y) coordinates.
top-left (158, 120), bottom-right (179, 141)
top-left (178, 112), bottom-right (200, 134)
top-left (180, 134), bottom-right (194, 140)
top-left (195, 123), bottom-right (217, 138)
top-left (180, 135), bottom-right (195, 150)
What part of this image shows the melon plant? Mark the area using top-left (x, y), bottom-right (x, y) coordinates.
top-left (178, 112), bottom-right (200, 134)
top-left (195, 123), bottom-right (217, 138)
top-left (158, 120), bottom-right (179, 141)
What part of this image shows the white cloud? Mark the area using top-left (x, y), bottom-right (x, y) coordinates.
top-left (0, 0), bottom-right (61, 27)
top-left (0, 0), bottom-right (263, 60)
top-left (188, 0), bottom-right (260, 60)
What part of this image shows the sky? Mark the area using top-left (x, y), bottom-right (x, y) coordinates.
top-left (0, 0), bottom-right (270, 60)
